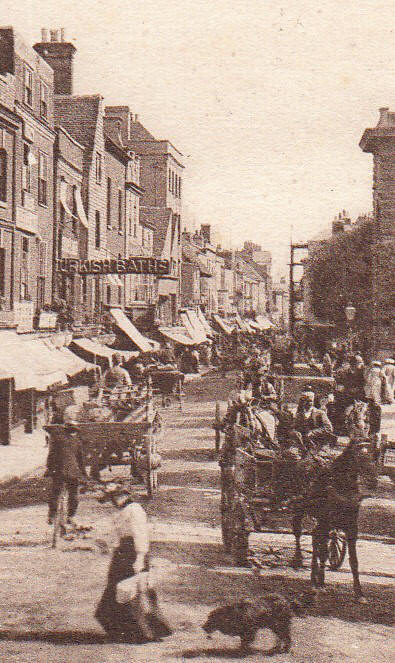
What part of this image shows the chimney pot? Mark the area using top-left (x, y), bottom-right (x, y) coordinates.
top-left (50, 29), bottom-right (58, 42)
top-left (134, 114), bottom-right (139, 122)
top-left (41, 29), bottom-right (48, 42)
top-left (378, 107), bottom-right (390, 127)
top-left (60, 28), bottom-right (65, 42)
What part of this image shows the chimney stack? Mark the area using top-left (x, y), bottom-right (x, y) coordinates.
top-left (34, 29), bottom-right (76, 95)
top-left (378, 107), bottom-right (390, 127)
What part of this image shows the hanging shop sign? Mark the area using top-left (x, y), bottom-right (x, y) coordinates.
top-left (56, 257), bottom-right (170, 276)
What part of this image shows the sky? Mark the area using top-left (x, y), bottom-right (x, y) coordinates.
top-left (3, 0), bottom-right (395, 277)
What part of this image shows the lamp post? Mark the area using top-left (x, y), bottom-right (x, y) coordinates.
top-left (345, 302), bottom-right (356, 353)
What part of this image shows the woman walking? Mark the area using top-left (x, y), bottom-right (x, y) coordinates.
top-left (95, 488), bottom-right (172, 643)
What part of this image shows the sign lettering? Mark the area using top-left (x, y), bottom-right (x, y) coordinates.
top-left (55, 257), bottom-right (170, 276)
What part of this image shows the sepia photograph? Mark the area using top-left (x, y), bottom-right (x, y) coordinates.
top-left (0, 1), bottom-right (393, 661)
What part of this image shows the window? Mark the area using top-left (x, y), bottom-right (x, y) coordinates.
top-left (21, 236), bottom-right (29, 299)
top-left (0, 150), bottom-right (7, 202)
top-left (168, 169), bottom-right (172, 192)
top-left (38, 151), bottom-right (48, 205)
top-left (22, 144), bottom-right (31, 193)
top-left (81, 276), bottom-right (87, 304)
top-left (118, 189), bottom-right (123, 232)
top-left (39, 242), bottom-right (47, 276)
top-left (106, 285), bottom-right (111, 305)
top-left (71, 185), bottom-right (78, 234)
top-left (40, 81), bottom-right (49, 119)
top-left (24, 65), bottom-right (33, 107)
top-left (0, 246), bottom-right (5, 297)
top-left (95, 210), bottom-right (100, 249)
top-left (175, 174), bottom-right (178, 197)
top-left (118, 285), bottom-right (122, 305)
top-left (95, 153), bottom-right (102, 184)
top-left (106, 177), bottom-right (112, 228)
top-left (178, 176), bottom-right (182, 198)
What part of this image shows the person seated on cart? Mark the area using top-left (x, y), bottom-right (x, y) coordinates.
top-left (46, 412), bottom-right (87, 526)
top-left (103, 353), bottom-right (132, 391)
top-left (293, 387), bottom-right (336, 452)
top-left (252, 367), bottom-right (278, 407)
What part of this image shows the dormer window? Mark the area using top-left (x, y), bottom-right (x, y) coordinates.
top-left (24, 65), bottom-right (33, 107)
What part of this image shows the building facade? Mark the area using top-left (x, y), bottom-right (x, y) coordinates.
top-left (0, 27), bottom-right (55, 330)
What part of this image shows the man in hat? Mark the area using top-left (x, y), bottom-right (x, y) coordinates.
top-left (46, 422), bottom-right (87, 525)
top-left (365, 360), bottom-right (383, 405)
top-left (103, 353), bottom-right (132, 391)
top-left (294, 386), bottom-right (335, 451)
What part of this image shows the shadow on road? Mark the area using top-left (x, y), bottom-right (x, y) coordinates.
top-left (0, 630), bottom-right (107, 645)
top-left (162, 448), bottom-right (217, 463)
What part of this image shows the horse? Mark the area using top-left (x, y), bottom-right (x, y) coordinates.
top-left (290, 400), bottom-right (377, 603)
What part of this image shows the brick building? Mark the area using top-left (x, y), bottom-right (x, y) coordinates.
top-left (0, 27), bottom-right (55, 330)
top-left (360, 107), bottom-right (395, 354)
top-left (104, 106), bottom-right (184, 325)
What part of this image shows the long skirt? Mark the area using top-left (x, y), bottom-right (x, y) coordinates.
top-left (95, 537), bottom-right (172, 643)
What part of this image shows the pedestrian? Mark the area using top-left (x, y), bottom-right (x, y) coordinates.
top-left (46, 422), bottom-right (87, 526)
top-left (382, 358), bottom-right (395, 404)
top-left (95, 488), bottom-right (172, 643)
top-left (365, 360), bottom-right (383, 405)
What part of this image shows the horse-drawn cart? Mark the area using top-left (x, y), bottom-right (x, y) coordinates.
top-left (220, 421), bottom-right (348, 570)
top-left (146, 367), bottom-right (184, 409)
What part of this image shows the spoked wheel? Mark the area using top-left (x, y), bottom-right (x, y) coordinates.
top-left (221, 468), bottom-right (234, 552)
top-left (231, 501), bottom-right (249, 567)
top-left (328, 529), bottom-right (347, 570)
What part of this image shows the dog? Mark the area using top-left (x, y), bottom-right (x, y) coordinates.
top-left (202, 591), bottom-right (313, 654)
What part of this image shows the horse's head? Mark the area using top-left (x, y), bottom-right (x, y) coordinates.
top-left (345, 400), bottom-right (370, 441)
top-left (349, 440), bottom-right (378, 490)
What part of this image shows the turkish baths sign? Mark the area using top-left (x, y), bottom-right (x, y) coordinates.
top-left (56, 257), bottom-right (170, 276)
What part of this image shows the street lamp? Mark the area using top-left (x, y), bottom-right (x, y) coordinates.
top-left (345, 302), bottom-right (356, 353)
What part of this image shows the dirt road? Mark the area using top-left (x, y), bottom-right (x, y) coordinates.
top-left (0, 372), bottom-right (393, 662)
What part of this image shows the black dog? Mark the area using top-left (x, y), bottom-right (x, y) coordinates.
top-left (202, 592), bottom-right (313, 654)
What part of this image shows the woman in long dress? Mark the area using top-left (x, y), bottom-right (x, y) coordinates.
top-left (95, 491), bottom-right (172, 643)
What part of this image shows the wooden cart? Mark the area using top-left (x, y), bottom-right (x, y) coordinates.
top-left (220, 422), bottom-right (347, 571)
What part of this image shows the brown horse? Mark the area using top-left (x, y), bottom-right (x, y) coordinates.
top-left (290, 401), bottom-right (377, 603)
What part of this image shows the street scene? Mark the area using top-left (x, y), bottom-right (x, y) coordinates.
top-left (0, 2), bottom-right (394, 662)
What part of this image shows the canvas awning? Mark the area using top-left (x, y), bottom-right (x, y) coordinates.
top-left (212, 314), bottom-right (233, 335)
top-left (180, 312), bottom-right (206, 344)
top-left (255, 315), bottom-right (275, 330)
top-left (110, 307), bottom-right (152, 353)
top-left (159, 326), bottom-right (195, 346)
top-left (59, 180), bottom-right (73, 216)
top-left (74, 186), bottom-right (88, 228)
top-left (197, 307), bottom-right (215, 336)
top-left (70, 338), bottom-right (137, 371)
top-left (0, 333), bottom-right (68, 391)
top-left (186, 309), bottom-right (209, 341)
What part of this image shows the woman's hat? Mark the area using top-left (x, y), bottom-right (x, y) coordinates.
top-left (384, 358), bottom-right (394, 364)
top-left (372, 360), bottom-right (382, 367)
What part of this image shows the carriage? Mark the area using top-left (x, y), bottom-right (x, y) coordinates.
top-left (217, 375), bottom-right (349, 573)
top-left (145, 367), bottom-right (184, 409)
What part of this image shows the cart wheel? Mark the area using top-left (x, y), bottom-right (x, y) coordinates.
top-left (328, 529), bottom-right (347, 570)
top-left (221, 468), bottom-right (234, 552)
top-left (231, 502), bottom-right (249, 567)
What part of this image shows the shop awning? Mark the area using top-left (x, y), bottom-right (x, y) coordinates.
top-left (60, 180), bottom-right (73, 216)
top-left (110, 307), bottom-right (152, 353)
top-left (212, 314), bottom-right (233, 335)
top-left (249, 320), bottom-right (262, 331)
top-left (0, 333), bottom-right (68, 391)
top-left (186, 309), bottom-right (209, 341)
top-left (255, 315), bottom-right (275, 330)
top-left (197, 307), bottom-right (215, 336)
top-left (180, 312), bottom-right (206, 344)
top-left (70, 338), bottom-right (135, 367)
top-left (159, 326), bottom-right (195, 346)
top-left (74, 186), bottom-right (89, 228)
